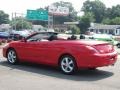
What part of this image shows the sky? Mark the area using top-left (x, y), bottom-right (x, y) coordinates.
top-left (0, 0), bottom-right (120, 18)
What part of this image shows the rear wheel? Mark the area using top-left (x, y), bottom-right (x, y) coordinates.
top-left (59, 55), bottom-right (77, 75)
top-left (7, 49), bottom-right (18, 64)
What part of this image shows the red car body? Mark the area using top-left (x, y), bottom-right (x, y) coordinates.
top-left (3, 38), bottom-right (117, 68)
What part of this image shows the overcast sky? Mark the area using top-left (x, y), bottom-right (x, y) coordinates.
top-left (0, 0), bottom-right (120, 17)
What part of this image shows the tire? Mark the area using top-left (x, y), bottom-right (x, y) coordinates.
top-left (117, 44), bottom-right (120, 48)
top-left (59, 55), bottom-right (77, 75)
top-left (7, 49), bottom-right (18, 65)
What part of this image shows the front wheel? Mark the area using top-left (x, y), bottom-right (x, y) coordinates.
top-left (59, 55), bottom-right (77, 75)
top-left (7, 49), bottom-right (18, 64)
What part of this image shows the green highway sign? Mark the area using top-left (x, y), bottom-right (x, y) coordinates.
top-left (26, 10), bottom-right (48, 21)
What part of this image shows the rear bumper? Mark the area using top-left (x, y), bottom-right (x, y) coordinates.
top-left (77, 51), bottom-right (118, 68)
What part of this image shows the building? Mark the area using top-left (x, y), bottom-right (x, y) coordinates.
top-left (88, 23), bottom-right (120, 35)
top-left (32, 25), bottom-right (44, 31)
top-left (0, 24), bottom-right (11, 31)
top-left (53, 24), bottom-right (68, 32)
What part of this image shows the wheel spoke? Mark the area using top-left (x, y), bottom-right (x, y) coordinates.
top-left (68, 60), bottom-right (73, 65)
top-left (65, 58), bottom-right (69, 64)
top-left (65, 66), bottom-right (69, 71)
top-left (9, 52), bottom-right (12, 56)
top-left (68, 65), bottom-right (73, 71)
top-left (11, 58), bottom-right (14, 62)
top-left (61, 61), bottom-right (66, 66)
top-left (12, 56), bottom-right (16, 59)
top-left (8, 54), bottom-right (11, 60)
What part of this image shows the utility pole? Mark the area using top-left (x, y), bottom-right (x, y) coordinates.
top-left (11, 13), bottom-right (13, 30)
top-left (14, 12), bottom-right (16, 31)
top-left (11, 12), bottom-right (25, 31)
top-left (48, 15), bottom-right (53, 29)
top-left (21, 13), bottom-right (24, 30)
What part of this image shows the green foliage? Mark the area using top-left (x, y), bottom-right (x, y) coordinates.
top-left (78, 12), bottom-right (95, 33)
top-left (103, 5), bottom-right (120, 20)
top-left (0, 10), bottom-right (9, 24)
top-left (82, 0), bottom-right (106, 23)
top-left (31, 20), bottom-right (47, 27)
top-left (102, 18), bottom-right (111, 24)
top-left (102, 17), bottom-right (120, 25)
top-left (111, 17), bottom-right (120, 24)
top-left (110, 5), bottom-right (120, 19)
top-left (68, 25), bottom-right (80, 34)
top-left (11, 17), bottom-right (32, 30)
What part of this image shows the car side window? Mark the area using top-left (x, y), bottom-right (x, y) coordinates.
top-left (27, 33), bottom-right (48, 42)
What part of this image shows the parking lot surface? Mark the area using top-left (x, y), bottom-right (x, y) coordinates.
top-left (0, 48), bottom-right (120, 90)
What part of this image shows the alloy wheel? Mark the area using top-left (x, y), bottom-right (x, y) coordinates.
top-left (7, 49), bottom-right (18, 64)
top-left (60, 55), bottom-right (77, 74)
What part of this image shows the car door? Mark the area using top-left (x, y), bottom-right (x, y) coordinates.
top-left (18, 42), bottom-right (44, 62)
top-left (16, 33), bottom-right (48, 63)
top-left (38, 40), bottom-right (61, 65)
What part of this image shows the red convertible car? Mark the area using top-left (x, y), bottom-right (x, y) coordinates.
top-left (3, 33), bottom-right (118, 74)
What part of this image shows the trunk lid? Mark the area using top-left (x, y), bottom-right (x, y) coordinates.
top-left (76, 40), bottom-right (114, 54)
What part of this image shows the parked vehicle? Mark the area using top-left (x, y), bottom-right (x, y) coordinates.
top-left (91, 34), bottom-right (116, 45)
top-left (89, 34), bottom-right (120, 48)
top-left (3, 33), bottom-right (118, 74)
top-left (9, 30), bottom-right (31, 41)
top-left (0, 31), bottom-right (9, 39)
top-left (0, 31), bottom-right (10, 43)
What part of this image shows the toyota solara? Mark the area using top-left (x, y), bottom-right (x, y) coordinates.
top-left (3, 32), bottom-right (118, 74)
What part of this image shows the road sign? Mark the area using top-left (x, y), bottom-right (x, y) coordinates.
top-left (26, 10), bottom-right (48, 21)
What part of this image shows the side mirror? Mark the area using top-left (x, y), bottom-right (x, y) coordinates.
top-left (21, 37), bottom-right (27, 42)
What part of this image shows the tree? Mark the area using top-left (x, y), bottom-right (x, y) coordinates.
top-left (68, 25), bottom-right (80, 34)
top-left (82, 0), bottom-right (106, 23)
top-left (11, 17), bottom-right (32, 30)
top-left (102, 18), bottom-right (111, 24)
top-left (0, 10), bottom-right (9, 24)
top-left (104, 8), bottom-right (112, 19)
top-left (111, 17), bottom-right (120, 25)
top-left (78, 12), bottom-right (95, 33)
top-left (110, 5), bottom-right (120, 19)
top-left (102, 17), bottom-right (120, 25)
